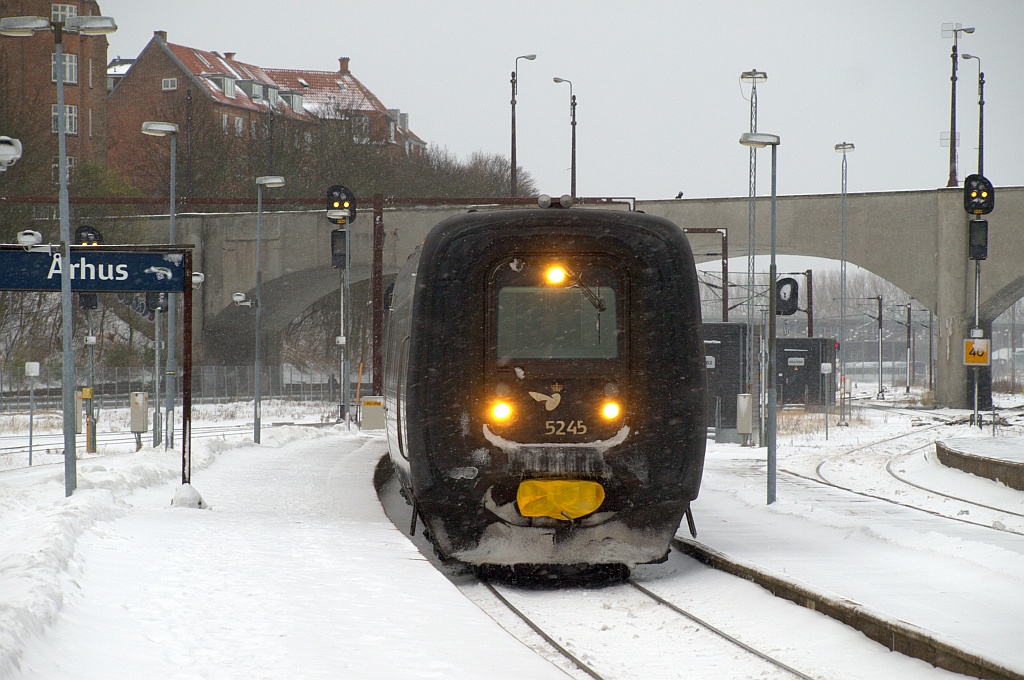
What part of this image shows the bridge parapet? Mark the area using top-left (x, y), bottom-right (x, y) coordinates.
top-left (92, 187), bottom-right (1023, 407)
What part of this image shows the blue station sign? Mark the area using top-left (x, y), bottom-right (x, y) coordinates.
top-left (0, 247), bottom-right (190, 292)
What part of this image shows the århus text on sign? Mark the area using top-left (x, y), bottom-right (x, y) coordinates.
top-left (0, 248), bottom-right (187, 292)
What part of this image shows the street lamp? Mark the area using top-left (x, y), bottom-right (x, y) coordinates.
top-left (943, 23), bottom-right (974, 187)
top-left (553, 77), bottom-right (576, 199)
top-left (740, 131), bottom-right (780, 505)
top-left (253, 175), bottom-right (285, 444)
top-left (0, 136), bottom-right (23, 170)
top-left (961, 53), bottom-right (985, 176)
top-left (0, 13), bottom-right (117, 497)
top-left (510, 53), bottom-right (536, 198)
top-left (834, 142), bottom-right (855, 423)
top-left (142, 121), bottom-right (179, 450)
top-left (739, 69), bottom-right (767, 419)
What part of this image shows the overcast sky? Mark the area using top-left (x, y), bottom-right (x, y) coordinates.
top-left (99, 0), bottom-right (1022, 201)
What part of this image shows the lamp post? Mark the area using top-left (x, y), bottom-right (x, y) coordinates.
top-left (0, 13), bottom-right (117, 496)
top-left (961, 53), bottom-right (984, 176)
top-left (944, 23), bottom-right (974, 187)
top-left (510, 53), bottom-right (536, 198)
top-left (739, 69), bottom-right (766, 424)
top-left (142, 121), bottom-right (178, 450)
top-left (253, 175), bottom-right (285, 444)
top-left (834, 142), bottom-right (855, 423)
top-left (740, 131), bottom-right (780, 505)
top-left (553, 77), bottom-right (576, 199)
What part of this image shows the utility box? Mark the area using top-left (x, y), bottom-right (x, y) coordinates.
top-left (703, 322), bottom-right (755, 443)
top-left (359, 395), bottom-right (385, 430)
top-left (777, 337), bottom-right (837, 407)
top-left (130, 392), bottom-right (149, 432)
top-left (737, 394), bottom-right (753, 436)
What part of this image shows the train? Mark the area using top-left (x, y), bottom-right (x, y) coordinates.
top-left (382, 199), bottom-right (706, 575)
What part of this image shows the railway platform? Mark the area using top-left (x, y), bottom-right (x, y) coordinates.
top-left (691, 443), bottom-right (1024, 679)
top-left (937, 436), bottom-right (1024, 492)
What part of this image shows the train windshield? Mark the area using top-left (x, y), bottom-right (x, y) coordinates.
top-left (495, 265), bottom-right (619, 359)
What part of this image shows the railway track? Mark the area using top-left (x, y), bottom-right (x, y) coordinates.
top-left (0, 421), bottom-right (336, 471)
top-left (778, 408), bottom-right (1024, 536)
top-left (472, 572), bottom-right (815, 680)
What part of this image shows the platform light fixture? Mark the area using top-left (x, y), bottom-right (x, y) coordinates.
top-left (1, 12), bottom-right (117, 496)
top-left (739, 131), bottom-right (781, 505)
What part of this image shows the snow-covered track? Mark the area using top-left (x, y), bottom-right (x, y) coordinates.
top-left (475, 573), bottom-right (815, 680)
top-left (673, 538), bottom-right (1024, 680)
top-left (0, 421), bottom-right (335, 470)
top-left (791, 420), bottom-right (1024, 535)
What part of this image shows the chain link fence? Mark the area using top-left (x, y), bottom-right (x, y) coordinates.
top-left (0, 364), bottom-right (359, 412)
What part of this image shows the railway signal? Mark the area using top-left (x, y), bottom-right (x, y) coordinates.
top-left (76, 225), bottom-right (102, 308)
top-left (331, 228), bottom-right (347, 269)
top-left (326, 185), bottom-right (356, 225)
top-left (776, 277), bottom-right (799, 315)
top-left (969, 219), bottom-right (988, 260)
top-left (963, 174), bottom-right (994, 215)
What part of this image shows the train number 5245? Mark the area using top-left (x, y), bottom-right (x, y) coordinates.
top-left (545, 420), bottom-right (588, 436)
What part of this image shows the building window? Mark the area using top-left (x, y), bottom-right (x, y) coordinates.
top-left (51, 104), bottom-right (78, 135)
top-left (51, 4), bottom-right (78, 22)
top-left (267, 88), bottom-right (279, 107)
top-left (51, 155), bottom-right (77, 184)
top-left (251, 120), bottom-right (258, 137)
top-left (51, 53), bottom-right (78, 85)
top-left (162, 77), bottom-right (177, 91)
top-left (222, 113), bottom-right (229, 133)
top-left (353, 115), bottom-right (370, 144)
top-left (234, 116), bottom-right (244, 136)
top-left (252, 83), bottom-right (263, 99)
top-left (222, 78), bottom-right (235, 98)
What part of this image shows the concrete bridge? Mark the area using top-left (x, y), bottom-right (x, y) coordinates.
top-left (116, 186), bottom-right (1024, 409)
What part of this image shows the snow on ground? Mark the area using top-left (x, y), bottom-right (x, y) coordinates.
top-left (1, 406), bottom-right (567, 679)
top-left (1, 395), bottom-right (1023, 678)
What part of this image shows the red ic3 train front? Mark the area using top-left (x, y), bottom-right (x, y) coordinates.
top-left (384, 205), bottom-right (706, 575)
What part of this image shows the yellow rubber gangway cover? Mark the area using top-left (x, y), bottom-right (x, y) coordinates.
top-left (517, 479), bottom-right (605, 520)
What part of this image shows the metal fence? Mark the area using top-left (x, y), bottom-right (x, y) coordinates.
top-left (0, 364), bottom-right (363, 412)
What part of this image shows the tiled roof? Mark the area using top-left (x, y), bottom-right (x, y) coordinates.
top-left (162, 42), bottom-right (314, 122)
top-left (264, 67), bottom-right (389, 119)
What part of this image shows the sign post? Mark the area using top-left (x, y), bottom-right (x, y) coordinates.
top-left (821, 362), bottom-right (833, 441)
top-left (964, 337), bottom-right (990, 426)
top-left (25, 361), bottom-right (39, 466)
top-left (0, 244), bottom-right (195, 492)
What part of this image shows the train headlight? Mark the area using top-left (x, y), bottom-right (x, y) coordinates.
top-left (491, 401), bottom-right (513, 422)
top-left (601, 401), bottom-right (621, 420)
top-left (545, 266), bottom-right (567, 285)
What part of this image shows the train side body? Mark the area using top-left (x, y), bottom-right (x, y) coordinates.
top-left (384, 208), bottom-right (706, 568)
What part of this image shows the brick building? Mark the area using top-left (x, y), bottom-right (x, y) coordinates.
top-left (0, 0), bottom-right (112, 191)
top-left (265, 58), bottom-right (426, 160)
top-left (106, 31), bottom-right (317, 197)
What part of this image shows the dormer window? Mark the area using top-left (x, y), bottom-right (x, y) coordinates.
top-left (267, 87), bottom-right (279, 107)
top-left (252, 83), bottom-right (263, 99)
top-left (208, 74), bottom-right (236, 98)
top-left (282, 92), bottom-right (303, 111)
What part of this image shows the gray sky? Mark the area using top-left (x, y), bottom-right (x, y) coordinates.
top-left (99, 0), bottom-right (1022, 200)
